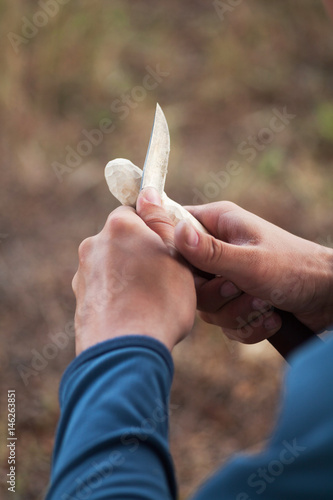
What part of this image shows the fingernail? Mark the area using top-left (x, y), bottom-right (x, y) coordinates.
top-left (264, 315), bottom-right (281, 332)
top-left (142, 187), bottom-right (161, 206)
top-left (220, 281), bottom-right (239, 298)
top-left (183, 222), bottom-right (199, 247)
top-left (252, 298), bottom-right (270, 312)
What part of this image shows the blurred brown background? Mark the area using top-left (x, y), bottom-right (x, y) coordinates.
top-left (0, 1), bottom-right (333, 498)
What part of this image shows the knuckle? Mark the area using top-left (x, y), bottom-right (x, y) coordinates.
top-left (142, 211), bottom-right (175, 243)
top-left (215, 201), bottom-right (239, 224)
top-left (106, 213), bottom-right (123, 232)
top-left (71, 273), bottom-right (78, 293)
top-left (148, 215), bottom-right (174, 233)
top-left (216, 201), bottom-right (243, 231)
top-left (141, 207), bottom-right (174, 228)
top-left (219, 200), bottom-right (238, 212)
top-left (105, 210), bottom-right (135, 236)
top-left (207, 236), bottom-right (224, 265)
top-left (78, 237), bottom-right (94, 265)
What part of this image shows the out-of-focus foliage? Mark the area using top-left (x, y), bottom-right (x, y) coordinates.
top-left (0, 1), bottom-right (332, 498)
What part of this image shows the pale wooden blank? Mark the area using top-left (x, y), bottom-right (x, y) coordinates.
top-left (105, 158), bottom-right (207, 234)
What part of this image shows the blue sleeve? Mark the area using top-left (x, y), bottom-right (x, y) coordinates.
top-left (45, 335), bottom-right (177, 500)
top-left (46, 333), bottom-right (333, 500)
top-left (191, 333), bottom-right (333, 500)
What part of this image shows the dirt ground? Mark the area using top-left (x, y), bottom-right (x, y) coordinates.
top-left (0, 1), bottom-right (333, 498)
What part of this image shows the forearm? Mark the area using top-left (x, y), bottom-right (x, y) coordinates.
top-left (46, 336), bottom-right (177, 500)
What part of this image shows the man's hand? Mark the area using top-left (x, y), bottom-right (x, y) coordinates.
top-left (72, 189), bottom-right (196, 355)
top-left (174, 202), bottom-right (333, 344)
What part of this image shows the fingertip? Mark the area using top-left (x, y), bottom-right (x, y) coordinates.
top-left (136, 187), bottom-right (161, 213)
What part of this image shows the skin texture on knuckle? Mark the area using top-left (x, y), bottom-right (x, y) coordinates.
top-left (142, 211), bottom-right (174, 231)
top-left (216, 200), bottom-right (239, 216)
top-left (189, 200), bottom-right (238, 218)
top-left (190, 201), bottom-right (240, 235)
top-left (139, 208), bottom-right (176, 249)
top-left (104, 209), bottom-right (138, 239)
top-left (138, 202), bottom-right (174, 230)
top-left (206, 235), bottom-right (224, 270)
top-left (78, 237), bottom-right (94, 266)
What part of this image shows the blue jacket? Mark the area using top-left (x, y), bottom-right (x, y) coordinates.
top-left (46, 333), bottom-right (333, 499)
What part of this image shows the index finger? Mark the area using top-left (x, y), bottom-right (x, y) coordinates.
top-left (183, 202), bottom-right (260, 243)
top-left (136, 187), bottom-right (176, 251)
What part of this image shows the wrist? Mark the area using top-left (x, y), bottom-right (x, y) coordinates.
top-left (321, 245), bottom-right (333, 329)
top-left (298, 244), bottom-right (333, 332)
top-left (75, 315), bottom-right (178, 356)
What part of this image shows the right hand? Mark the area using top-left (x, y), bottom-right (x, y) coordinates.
top-left (174, 202), bottom-right (333, 344)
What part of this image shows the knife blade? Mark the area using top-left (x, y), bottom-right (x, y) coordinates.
top-left (140, 103), bottom-right (170, 195)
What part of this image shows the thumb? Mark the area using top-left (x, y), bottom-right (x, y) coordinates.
top-left (174, 219), bottom-right (253, 278)
top-left (136, 187), bottom-right (176, 249)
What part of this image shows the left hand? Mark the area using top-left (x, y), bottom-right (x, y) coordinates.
top-left (174, 201), bottom-right (333, 344)
top-left (72, 188), bottom-right (196, 355)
